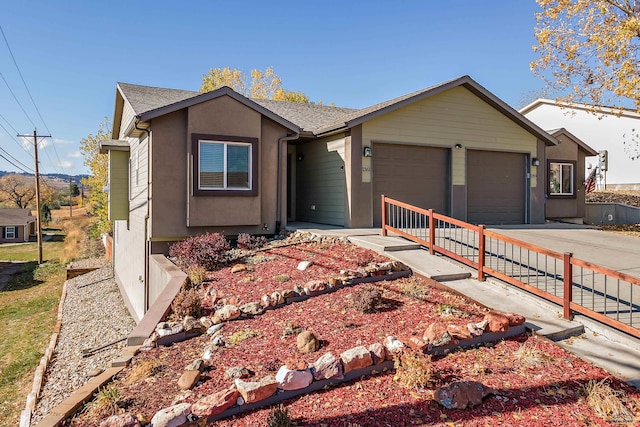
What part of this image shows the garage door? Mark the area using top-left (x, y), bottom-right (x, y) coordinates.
top-left (373, 143), bottom-right (450, 226)
top-left (467, 150), bottom-right (526, 225)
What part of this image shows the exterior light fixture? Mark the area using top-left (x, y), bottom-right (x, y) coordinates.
top-left (454, 144), bottom-right (462, 149)
top-left (532, 158), bottom-right (540, 166)
top-left (297, 154), bottom-right (304, 161)
top-left (363, 146), bottom-right (372, 157)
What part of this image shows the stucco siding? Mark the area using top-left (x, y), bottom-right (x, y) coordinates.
top-left (362, 86), bottom-right (538, 187)
top-left (113, 216), bottom-right (146, 323)
top-left (295, 135), bottom-right (346, 226)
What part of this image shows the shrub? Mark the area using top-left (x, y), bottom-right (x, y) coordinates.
top-left (83, 385), bottom-right (121, 420)
top-left (169, 233), bottom-right (230, 270)
top-left (581, 379), bottom-right (634, 421)
top-left (228, 329), bottom-right (261, 346)
top-left (393, 350), bottom-right (432, 390)
top-left (186, 265), bottom-right (208, 286)
top-left (171, 287), bottom-right (202, 319)
top-left (267, 404), bottom-right (292, 427)
top-left (237, 233), bottom-right (268, 250)
top-left (350, 285), bottom-right (383, 313)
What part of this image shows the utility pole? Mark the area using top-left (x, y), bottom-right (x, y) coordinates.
top-left (17, 130), bottom-right (50, 265)
top-left (69, 176), bottom-right (73, 218)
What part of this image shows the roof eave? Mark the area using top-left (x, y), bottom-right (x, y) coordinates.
top-left (550, 128), bottom-right (598, 156)
top-left (100, 139), bottom-right (131, 154)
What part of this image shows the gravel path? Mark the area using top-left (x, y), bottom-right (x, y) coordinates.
top-left (30, 260), bottom-right (136, 425)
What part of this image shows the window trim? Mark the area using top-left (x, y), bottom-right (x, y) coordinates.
top-left (5, 226), bottom-right (16, 239)
top-left (547, 159), bottom-right (576, 199)
top-left (192, 134), bottom-right (259, 197)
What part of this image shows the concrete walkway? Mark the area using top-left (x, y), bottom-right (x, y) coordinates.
top-left (288, 223), bottom-right (640, 388)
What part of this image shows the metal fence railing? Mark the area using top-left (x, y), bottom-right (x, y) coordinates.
top-left (381, 195), bottom-right (640, 339)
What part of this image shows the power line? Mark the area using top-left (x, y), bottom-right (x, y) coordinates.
top-left (0, 70), bottom-right (36, 129)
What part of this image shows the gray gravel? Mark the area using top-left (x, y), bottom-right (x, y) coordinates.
top-left (30, 261), bottom-right (136, 425)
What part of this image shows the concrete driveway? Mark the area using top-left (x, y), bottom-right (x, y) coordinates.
top-left (489, 224), bottom-right (640, 278)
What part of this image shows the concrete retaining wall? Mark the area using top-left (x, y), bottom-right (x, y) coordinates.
top-left (585, 203), bottom-right (640, 225)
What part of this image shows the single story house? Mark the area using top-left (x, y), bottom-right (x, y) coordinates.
top-left (103, 75), bottom-right (591, 321)
top-left (0, 208), bottom-right (36, 243)
top-left (520, 99), bottom-right (640, 188)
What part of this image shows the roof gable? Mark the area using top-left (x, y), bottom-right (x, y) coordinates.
top-left (520, 98), bottom-right (640, 120)
top-left (548, 128), bottom-right (598, 156)
top-left (0, 208), bottom-right (35, 226)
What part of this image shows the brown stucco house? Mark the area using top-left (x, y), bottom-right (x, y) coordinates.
top-left (103, 75), bottom-right (585, 321)
top-left (0, 208), bottom-right (36, 243)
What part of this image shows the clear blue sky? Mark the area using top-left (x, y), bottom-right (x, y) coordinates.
top-left (0, 1), bottom-right (544, 176)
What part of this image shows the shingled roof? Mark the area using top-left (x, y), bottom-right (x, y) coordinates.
top-left (0, 208), bottom-right (35, 226)
top-left (115, 76), bottom-right (556, 144)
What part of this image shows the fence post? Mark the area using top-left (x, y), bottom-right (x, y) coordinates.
top-left (563, 252), bottom-right (573, 320)
top-left (477, 225), bottom-right (486, 281)
top-left (381, 195), bottom-right (387, 236)
top-left (428, 209), bottom-right (435, 255)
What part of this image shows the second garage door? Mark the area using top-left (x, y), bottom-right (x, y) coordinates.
top-left (467, 150), bottom-right (526, 225)
top-left (373, 143), bottom-right (450, 226)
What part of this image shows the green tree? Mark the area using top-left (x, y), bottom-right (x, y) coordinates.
top-left (70, 182), bottom-right (80, 197)
top-left (531, 0), bottom-right (640, 110)
top-left (80, 119), bottom-right (111, 235)
top-left (200, 66), bottom-right (310, 103)
top-left (41, 203), bottom-right (51, 225)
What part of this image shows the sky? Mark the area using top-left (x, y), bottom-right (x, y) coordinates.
top-left (0, 1), bottom-right (545, 176)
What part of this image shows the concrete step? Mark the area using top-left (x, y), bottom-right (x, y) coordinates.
top-left (348, 235), bottom-right (421, 252)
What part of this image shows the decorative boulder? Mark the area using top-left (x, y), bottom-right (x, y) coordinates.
top-left (368, 343), bottom-right (386, 365)
top-left (239, 301), bottom-right (264, 316)
top-left (150, 403), bottom-right (191, 427)
top-left (406, 336), bottom-right (429, 352)
top-left (271, 291), bottom-right (285, 305)
top-left (340, 346), bottom-right (373, 374)
top-left (275, 365), bottom-right (313, 390)
top-left (177, 370), bottom-right (200, 390)
top-left (423, 322), bottom-right (452, 347)
top-left (191, 388), bottom-right (239, 417)
top-left (434, 381), bottom-right (493, 409)
top-left (235, 376), bottom-right (278, 404)
top-left (383, 336), bottom-right (406, 360)
top-left (260, 294), bottom-right (273, 307)
top-left (312, 352), bottom-right (344, 381)
top-left (306, 280), bottom-right (326, 293)
top-left (483, 311), bottom-right (510, 333)
top-left (212, 305), bottom-right (240, 323)
top-left (284, 357), bottom-right (307, 371)
top-left (231, 264), bottom-right (248, 273)
top-left (99, 414), bottom-right (140, 427)
top-left (184, 359), bottom-right (205, 372)
top-left (296, 331), bottom-right (320, 353)
top-left (447, 324), bottom-right (472, 340)
top-left (224, 366), bottom-right (252, 380)
top-left (504, 312), bottom-right (526, 326)
top-left (297, 260), bottom-right (313, 270)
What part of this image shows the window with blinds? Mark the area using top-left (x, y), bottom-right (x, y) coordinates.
top-left (199, 140), bottom-right (251, 190)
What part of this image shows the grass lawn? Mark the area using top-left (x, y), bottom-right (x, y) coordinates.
top-left (0, 208), bottom-right (96, 426)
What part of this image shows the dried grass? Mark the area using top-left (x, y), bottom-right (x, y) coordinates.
top-left (582, 379), bottom-right (634, 422)
top-left (124, 358), bottom-right (163, 385)
top-left (82, 385), bottom-right (121, 421)
top-left (514, 342), bottom-right (554, 368)
top-left (393, 350), bottom-right (432, 390)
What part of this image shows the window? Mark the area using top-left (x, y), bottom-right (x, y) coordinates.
top-left (548, 161), bottom-right (574, 196)
top-left (192, 134), bottom-right (258, 196)
top-left (5, 226), bottom-right (15, 239)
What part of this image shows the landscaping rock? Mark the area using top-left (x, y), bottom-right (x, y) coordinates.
top-left (406, 336), bottom-right (429, 352)
top-left (87, 367), bottom-right (104, 378)
top-left (448, 324), bottom-right (472, 340)
top-left (275, 365), bottom-right (313, 390)
top-left (293, 285), bottom-right (307, 296)
top-left (260, 294), bottom-right (273, 307)
top-left (306, 280), bottom-right (326, 293)
top-left (183, 317), bottom-right (206, 334)
top-left (423, 321), bottom-right (452, 346)
top-left (231, 264), bottom-right (249, 273)
top-left (206, 323), bottom-right (224, 335)
top-left (285, 357), bottom-right (308, 371)
top-left (235, 376), bottom-right (278, 404)
top-left (239, 301), bottom-right (264, 316)
top-left (297, 331), bottom-right (320, 353)
top-left (177, 370), bottom-right (200, 390)
top-left (224, 366), bottom-right (252, 380)
top-left (271, 291), bottom-right (284, 305)
top-left (312, 352), bottom-right (344, 380)
top-left (297, 260), bottom-right (313, 270)
top-left (483, 311), bottom-right (510, 332)
top-left (469, 320), bottom-right (488, 336)
top-left (383, 336), bottom-right (406, 360)
top-left (368, 343), bottom-right (386, 365)
top-left (199, 317), bottom-right (213, 328)
top-left (191, 388), bottom-right (239, 417)
top-left (99, 413), bottom-right (140, 427)
top-left (504, 312), bottom-right (526, 326)
top-left (328, 277), bottom-right (343, 286)
top-left (150, 402), bottom-right (191, 427)
top-left (202, 345), bottom-right (215, 360)
top-left (170, 323), bottom-right (185, 335)
top-left (184, 359), bottom-right (205, 372)
top-left (434, 381), bottom-right (493, 409)
top-left (211, 336), bottom-right (225, 347)
top-left (340, 346), bottom-right (373, 373)
top-left (281, 289), bottom-right (297, 299)
top-left (212, 305), bottom-right (240, 323)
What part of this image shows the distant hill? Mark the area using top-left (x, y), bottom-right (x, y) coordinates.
top-left (0, 171), bottom-right (90, 183)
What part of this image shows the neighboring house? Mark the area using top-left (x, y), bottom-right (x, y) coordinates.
top-left (0, 208), bottom-right (36, 244)
top-left (521, 99), bottom-right (640, 187)
top-left (545, 129), bottom-right (598, 222)
top-left (103, 75), bottom-right (571, 321)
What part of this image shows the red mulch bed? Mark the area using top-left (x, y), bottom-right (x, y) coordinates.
top-left (70, 238), bottom-right (640, 426)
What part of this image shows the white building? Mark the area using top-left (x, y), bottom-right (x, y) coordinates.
top-left (521, 99), bottom-right (640, 188)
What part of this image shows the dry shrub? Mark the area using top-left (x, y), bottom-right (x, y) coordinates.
top-left (514, 342), bottom-right (554, 368)
top-left (350, 285), bottom-right (382, 313)
top-left (396, 278), bottom-right (428, 299)
top-left (393, 350), bottom-right (432, 390)
top-left (237, 233), bottom-right (268, 250)
top-left (228, 329), bottom-right (261, 346)
top-left (82, 385), bottom-right (121, 421)
top-left (124, 358), bottom-right (163, 385)
top-left (171, 287), bottom-right (202, 319)
top-left (186, 264), bottom-right (207, 286)
top-left (267, 404), bottom-right (292, 427)
top-left (582, 379), bottom-right (635, 422)
top-left (169, 232), bottom-right (230, 270)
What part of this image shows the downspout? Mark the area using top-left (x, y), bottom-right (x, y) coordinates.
top-left (135, 118), bottom-right (152, 313)
top-left (276, 132), bottom-right (300, 234)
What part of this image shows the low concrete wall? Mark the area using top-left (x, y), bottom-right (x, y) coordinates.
top-left (127, 255), bottom-right (186, 345)
top-left (585, 203), bottom-right (640, 225)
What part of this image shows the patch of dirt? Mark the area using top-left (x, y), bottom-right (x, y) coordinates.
top-left (70, 239), bottom-right (640, 426)
top-left (587, 190), bottom-right (640, 207)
